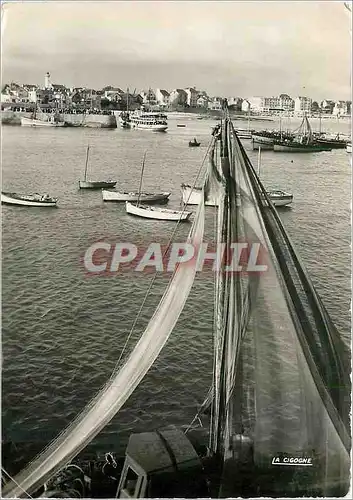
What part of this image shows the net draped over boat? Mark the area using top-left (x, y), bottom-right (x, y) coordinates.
top-left (2, 141), bottom-right (219, 498)
top-left (208, 119), bottom-right (350, 497)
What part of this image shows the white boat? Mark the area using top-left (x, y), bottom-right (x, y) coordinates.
top-left (346, 142), bottom-right (352, 153)
top-left (130, 110), bottom-right (168, 131)
top-left (125, 151), bottom-right (186, 221)
top-left (1, 191), bottom-right (58, 207)
top-left (235, 130), bottom-right (253, 139)
top-left (102, 190), bottom-right (170, 203)
top-left (21, 104), bottom-right (65, 127)
top-left (21, 115), bottom-right (65, 127)
top-left (265, 189), bottom-right (293, 206)
top-left (126, 202), bottom-right (191, 221)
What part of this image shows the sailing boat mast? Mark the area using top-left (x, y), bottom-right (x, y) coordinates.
top-left (136, 152), bottom-right (147, 207)
top-left (84, 145), bottom-right (90, 182)
top-left (257, 145), bottom-right (262, 176)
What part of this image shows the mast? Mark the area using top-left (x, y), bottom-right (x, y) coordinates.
top-left (136, 151), bottom-right (147, 207)
top-left (84, 145), bottom-right (90, 181)
top-left (257, 146), bottom-right (262, 177)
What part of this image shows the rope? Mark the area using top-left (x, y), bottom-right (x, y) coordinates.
top-left (1, 468), bottom-right (33, 499)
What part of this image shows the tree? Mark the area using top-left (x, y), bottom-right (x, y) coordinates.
top-left (311, 101), bottom-right (319, 113)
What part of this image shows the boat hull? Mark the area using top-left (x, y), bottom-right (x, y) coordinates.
top-left (1, 192), bottom-right (57, 207)
top-left (126, 202), bottom-right (191, 221)
top-left (251, 140), bottom-right (273, 151)
top-left (21, 117), bottom-right (65, 127)
top-left (251, 134), bottom-right (275, 145)
top-left (102, 190), bottom-right (171, 203)
top-left (316, 139), bottom-right (348, 149)
top-left (130, 122), bottom-right (168, 131)
top-left (274, 143), bottom-right (331, 152)
top-left (79, 180), bottom-right (117, 189)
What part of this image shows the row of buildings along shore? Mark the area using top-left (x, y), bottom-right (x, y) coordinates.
top-left (1, 72), bottom-right (351, 118)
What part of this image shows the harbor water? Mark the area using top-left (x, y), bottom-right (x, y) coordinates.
top-left (2, 115), bottom-right (351, 466)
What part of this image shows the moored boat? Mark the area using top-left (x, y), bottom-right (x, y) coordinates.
top-left (189, 138), bottom-right (200, 147)
top-left (21, 115), bottom-right (65, 127)
top-left (102, 190), bottom-right (171, 203)
top-left (79, 146), bottom-right (117, 189)
top-left (265, 189), bottom-right (293, 206)
top-left (273, 141), bottom-right (332, 152)
top-left (20, 103), bottom-right (65, 127)
top-left (234, 128), bottom-right (254, 139)
top-left (315, 136), bottom-right (349, 149)
top-left (251, 139), bottom-right (273, 151)
top-left (130, 110), bottom-right (168, 131)
top-left (126, 202), bottom-right (191, 221)
top-left (1, 192), bottom-right (58, 207)
top-left (273, 114), bottom-right (332, 152)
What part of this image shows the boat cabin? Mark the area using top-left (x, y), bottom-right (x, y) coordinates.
top-left (116, 428), bottom-right (207, 498)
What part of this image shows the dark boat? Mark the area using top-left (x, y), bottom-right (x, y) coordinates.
top-left (2, 106), bottom-right (350, 499)
top-left (315, 135), bottom-right (350, 149)
top-left (273, 115), bottom-right (333, 152)
top-left (79, 145), bottom-right (117, 189)
top-left (189, 138), bottom-right (200, 147)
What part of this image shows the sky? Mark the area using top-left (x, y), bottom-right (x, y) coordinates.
top-left (1, 1), bottom-right (352, 100)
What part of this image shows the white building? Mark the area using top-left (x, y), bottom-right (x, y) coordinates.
top-left (241, 100), bottom-right (251, 112)
top-left (332, 100), bottom-right (351, 116)
top-left (155, 89), bottom-right (170, 107)
top-left (185, 87), bottom-right (198, 108)
top-left (208, 97), bottom-right (223, 110)
top-left (294, 96), bottom-right (312, 115)
top-left (44, 72), bottom-right (53, 90)
top-left (169, 89), bottom-right (188, 107)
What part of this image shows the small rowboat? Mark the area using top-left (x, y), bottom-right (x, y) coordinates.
top-left (189, 139), bottom-right (200, 147)
top-left (126, 202), bottom-right (191, 221)
top-left (1, 192), bottom-right (58, 207)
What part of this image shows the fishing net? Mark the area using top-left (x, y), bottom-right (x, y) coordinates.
top-left (212, 123), bottom-right (350, 497)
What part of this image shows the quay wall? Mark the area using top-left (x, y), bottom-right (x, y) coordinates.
top-left (1, 111), bottom-right (117, 128)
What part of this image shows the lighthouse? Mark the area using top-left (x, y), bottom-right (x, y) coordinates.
top-left (44, 72), bottom-right (52, 90)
